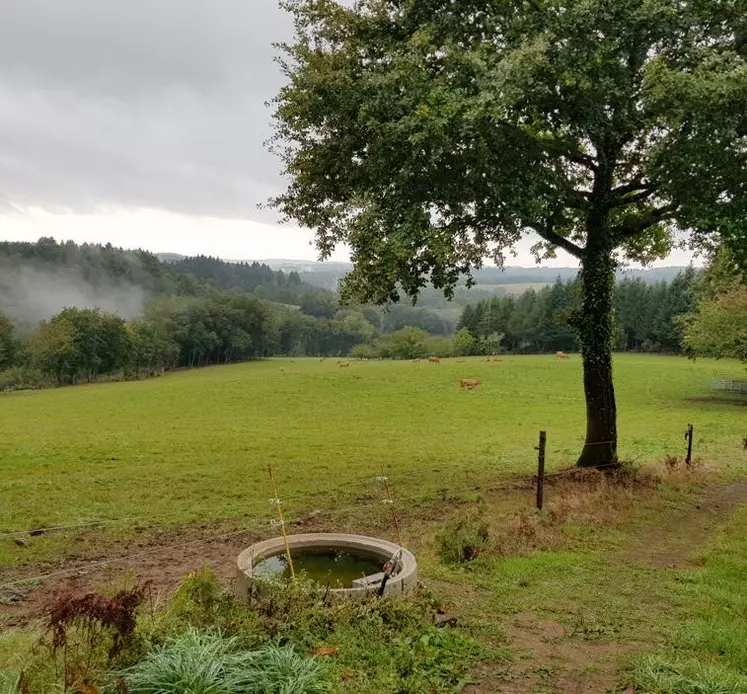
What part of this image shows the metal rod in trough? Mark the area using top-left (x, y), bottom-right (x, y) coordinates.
top-left (268, 464), bottom-right (296, 580)
top-left (378, 466), bottom-right (403, 547)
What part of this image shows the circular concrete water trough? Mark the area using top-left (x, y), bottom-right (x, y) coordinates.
top-left (236, 533), bottom-right (417, 600)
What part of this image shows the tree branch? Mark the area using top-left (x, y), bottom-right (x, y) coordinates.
top-left (612, 204), bottom-right (678, 240)
top-left (609, 187), bottom-right (656, 208)
top-left (611, 179), bottom-right (649, 197)
top-left (566, 152), bottom-right (598, 173)
top-left (530, 221), bottom-right (585, 259)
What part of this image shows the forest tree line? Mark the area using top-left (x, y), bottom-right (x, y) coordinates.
top-left (0, 240), bottom-right (743, 390)
top-left (456, 269), bottom-right (699, 355)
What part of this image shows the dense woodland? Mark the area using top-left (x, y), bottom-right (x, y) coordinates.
top-left (0, 239), bottom-right (742, 390)
top-left (457, 269), bottom-right (698, 354)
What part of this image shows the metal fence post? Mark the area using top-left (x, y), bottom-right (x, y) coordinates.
top-left (685, 424), bottom-right (694, 466)
top-left (536, 431), bottom-right (547, 510)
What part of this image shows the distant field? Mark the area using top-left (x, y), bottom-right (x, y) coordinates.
top-left (0, 354), bottom-right (744, 567)
top-left (478, 282), bottom-right (551, 294)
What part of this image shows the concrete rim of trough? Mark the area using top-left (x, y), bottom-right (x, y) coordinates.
top-left (236, 533), bottom-right (417, 599)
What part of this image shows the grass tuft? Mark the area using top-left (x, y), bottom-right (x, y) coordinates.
top-left (628, 654), bottom-right (747, 694)
top-left (121, 629), bottom-right (329, 694)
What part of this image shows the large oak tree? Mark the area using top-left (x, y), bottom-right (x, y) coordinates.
top-left (269, 0), bottom-right (747, 467)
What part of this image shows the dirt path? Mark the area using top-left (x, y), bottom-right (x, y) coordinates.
top-left (621, 477), bottom-right (747, 569)
top-left (464, 476), bottom-right (747, 694)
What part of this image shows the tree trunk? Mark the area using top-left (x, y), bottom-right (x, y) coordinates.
top-left (575, 225), bottom-right (618, 469)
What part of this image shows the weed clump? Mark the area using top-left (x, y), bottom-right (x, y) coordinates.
top-left (436, 516), bottom-right (490, 564)
top-left (30, 583), bottom-right (150, 692)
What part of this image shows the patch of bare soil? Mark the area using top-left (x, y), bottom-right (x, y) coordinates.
top-left (0, 511), bottom-right (336, 626)
top-left (0, 529), bottom-right (259, 627)
top-left (464, 613), bottom-right (636, 694)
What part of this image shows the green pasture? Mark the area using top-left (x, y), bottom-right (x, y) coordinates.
top-left (0, 354), bottom-right (744, 567)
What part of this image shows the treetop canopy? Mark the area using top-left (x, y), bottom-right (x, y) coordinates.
top-left (271, 0), bottom-right (747, 303)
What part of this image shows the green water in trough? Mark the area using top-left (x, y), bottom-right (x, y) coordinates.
top-left (253, 549), bottom-right (384, 588)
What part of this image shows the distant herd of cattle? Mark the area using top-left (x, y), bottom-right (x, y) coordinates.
top-left (310, 352), bottom-right (572, 390)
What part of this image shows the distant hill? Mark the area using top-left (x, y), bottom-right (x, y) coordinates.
top-left (0, 240), bottom-right (326, 326)
top-left (258, 259), bottom-right (689, 293)
top-left (166, 255), bottom-right (333, 307)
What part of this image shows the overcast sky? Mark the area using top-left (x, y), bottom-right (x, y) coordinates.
top-left (0, 0), bottom-right (695, 267)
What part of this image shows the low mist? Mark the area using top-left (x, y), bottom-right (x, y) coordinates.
top-left (0, 260), bottom-right (146, 327)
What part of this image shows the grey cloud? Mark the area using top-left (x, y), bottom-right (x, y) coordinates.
top-left (0, 0), bottom-right (293, 219)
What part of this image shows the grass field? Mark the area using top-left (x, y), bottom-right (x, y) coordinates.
top-left (0, 353), bottom-right (744, 569)
top-left (2, 354), bottom-right (747, 693)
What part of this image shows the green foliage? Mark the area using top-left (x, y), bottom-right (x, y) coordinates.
top-left (141, 571), bottom-right (487, 694)
top-left (28, 308), bottom-right (131, 385)
top-left (271, 0), bottom-right (744, 305)
top-left (121, 629), bottom-right (329, 694)
top-left (152, 569), bottom-right (260, 641)
top-left (681, 286), bottom-right (747, 362)
top-left (425, 335), bottom-right (454, 359)
top-left (0, 365), bottom-right (46, 392)
top-left (459, 281), bottom-right (577, 354)
top-left (380, 326), bottom-right (430, 360)
top-left (323, 614), bottom-right (485, 693)
top-left (349, 342), bottom-right (380, 359)
top-left (436, 516), bottom-right (490, 564)
top-left (0, 317), bottom-right (16, 371)
top-left (451, 328), bottom-right (476, 357)
top-left (242, 579), bottom-right (487, 693)
top-left (0, 239), bottom-right (325, 310)
top-left (681, 252), bottom-right (747, 362)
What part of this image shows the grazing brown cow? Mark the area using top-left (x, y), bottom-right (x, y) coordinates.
top-left (460, 378), bottom-right (481, 389)
top-left (428, 356), bottom-right (441, 364)
top-left (556, 351), bottom-right (570, 360)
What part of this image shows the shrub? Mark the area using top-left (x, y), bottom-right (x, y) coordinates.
top-left (349, 343), bottom-right (380, 360)
top-left (35, 584), bottom-right (149, 691)
top-left (436, 516), bottom-right (490, 564)
top-left (150, 569), bottom-right (260, 646)
top-left (0, 366), bottom-right (47, 391)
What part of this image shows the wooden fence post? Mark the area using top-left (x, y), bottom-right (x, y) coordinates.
top-left (536, 431), bottom-right (547, 510)
top-left (685, 424), bottom-right (694, 467)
